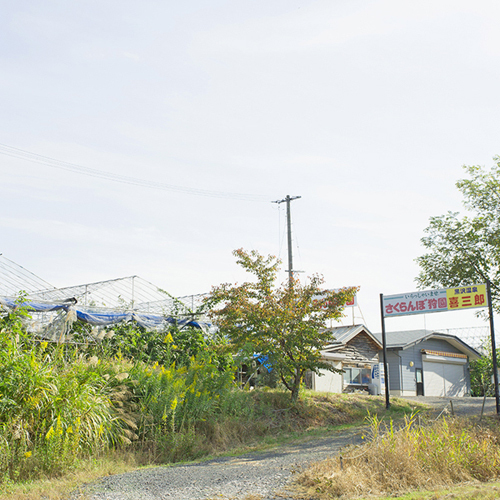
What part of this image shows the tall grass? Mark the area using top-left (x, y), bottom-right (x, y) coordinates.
top-left (0, 336), bottom-right (126, 481)
top-left (125, 352), bottom-right (235, 462)
top-left (0, 305), bottom-right (236, 483)
top-left (296, 413), bottom-right (500, 499)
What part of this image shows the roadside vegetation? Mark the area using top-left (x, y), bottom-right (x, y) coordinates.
top-left (294, 412), bottom-right (500, 500)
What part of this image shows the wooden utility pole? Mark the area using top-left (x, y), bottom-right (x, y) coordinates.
top-left (273, 195), bottom-right (301, 286)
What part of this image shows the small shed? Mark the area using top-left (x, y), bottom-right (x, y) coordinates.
top-left (373, 330), bottom-right (482, 397)
top-left (310, 324), bottom-right (382, 394)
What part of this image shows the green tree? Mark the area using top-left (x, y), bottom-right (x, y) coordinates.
top-left (95, 322), bottom-right (229, 370)
top-left (206, 249), bottom-right (357, 402)
top-left (416, 157), bottom-right (500, 312)
top-left (470, 341), bottom-right (500, 397)
top-left (416, 159), bottom-right (500, 396)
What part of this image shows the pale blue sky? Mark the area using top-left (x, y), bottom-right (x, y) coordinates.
top-left (2, 0), bottom-right (500, 333)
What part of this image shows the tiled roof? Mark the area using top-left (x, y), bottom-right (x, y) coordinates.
top-left (372, 329), bottom-right (429, 348)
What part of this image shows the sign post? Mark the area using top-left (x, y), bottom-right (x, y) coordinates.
top-left (379, 293), bottom-right (390, 409)
top-left (486, 280), bottom-right (500, 414)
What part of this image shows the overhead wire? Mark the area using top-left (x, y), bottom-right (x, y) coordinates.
top-left (0, 255), bottom-right (55, 295)
top-left (0, 143), bottom-right (270, 202)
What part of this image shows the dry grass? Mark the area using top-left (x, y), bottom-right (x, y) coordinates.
top-left (0, 449), bottom-right (141, 500)
top-left (349, 481), bottom-right (500, 499)
top-left (207, 496), bottom-right (263, 500)
top-left (294, 413), bottom-right (500, 499)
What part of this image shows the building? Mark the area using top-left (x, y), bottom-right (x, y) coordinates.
top-left (373, 330), bottom-right (482, 397)
top-left (309, 324), bottom-right (382, 394)
top-left (309, 326), bottom-right (481, 397)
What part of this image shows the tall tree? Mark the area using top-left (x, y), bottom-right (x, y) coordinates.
top-left (416, 157), bottom-right (500, 312)
top-left (206, 249), bottom-right (357, 402)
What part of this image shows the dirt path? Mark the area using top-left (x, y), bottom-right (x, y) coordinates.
top-left (72, 427), bottom-right (364, 500)
top-left (400, 395), bottom-right (498, 418)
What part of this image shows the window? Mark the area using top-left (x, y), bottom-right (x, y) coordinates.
top-left (344, 367), bottom-right (371, 385)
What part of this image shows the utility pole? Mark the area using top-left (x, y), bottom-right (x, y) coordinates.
top-left (272, 195), bottom-right (301, 286)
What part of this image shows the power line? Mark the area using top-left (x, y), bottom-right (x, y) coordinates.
top-left (0, 143), bottom-right (270, 202)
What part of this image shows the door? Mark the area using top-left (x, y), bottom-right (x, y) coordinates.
top-left (422, 361), bottom-right (466, 397)
top-left (415, 368), bottom-right (424, 396)
top-left (423, 361), bottom-right (444, 396)
top-left (443, 363), bottom-right (465, 397)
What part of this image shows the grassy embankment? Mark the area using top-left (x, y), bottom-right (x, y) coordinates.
top-left (293, 411), bottom-right (500, 500)
top-left (0, 386), bottom-right (412, 500)
top-left (1, 384), bottom-right (416, 500)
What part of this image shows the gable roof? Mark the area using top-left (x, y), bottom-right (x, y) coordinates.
top-left (322, 324), bottom-right (383, 350)
top-left (372, 330), bottom-right (482, 361)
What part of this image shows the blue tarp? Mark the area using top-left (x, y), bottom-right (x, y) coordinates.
top-left (0, 297), bottom-right (206, 330)
top-left (0, 297), bottom-right (68, 312)
top-left (76, 310), bottom-right (133, 326)
top-left (253, 354), bottom-right (272, 372)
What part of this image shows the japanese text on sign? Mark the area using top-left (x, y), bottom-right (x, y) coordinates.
top-left (382, 284), bottom-right (487, 317)
top-left (312, 288), bottom-right (357, 308)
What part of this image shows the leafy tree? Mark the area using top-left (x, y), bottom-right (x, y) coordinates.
top-left (206, 249), bottom-right (357, 402)
top-left (416, 157), bottom-right (500, 312)
top-left (470, 341), bottom-right (500, 397)
top-left (95, 322), bottom-right (230, 370)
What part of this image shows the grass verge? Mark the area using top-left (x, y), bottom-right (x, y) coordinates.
top-left (293, 412), bottom-right (500, 499)
top-left (0, 391), bottom-right (421, 500)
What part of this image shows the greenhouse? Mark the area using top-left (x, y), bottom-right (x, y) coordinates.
top-left (0, 254), bottom-right (210, 343)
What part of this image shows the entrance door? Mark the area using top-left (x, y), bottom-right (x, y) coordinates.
top-left (416, 368), bottom-right (424, 396)
top-left (422, 361), bottom-right (466, 397)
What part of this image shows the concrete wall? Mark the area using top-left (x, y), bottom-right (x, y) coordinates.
top-left (313, 361), bottom-right (343, 393)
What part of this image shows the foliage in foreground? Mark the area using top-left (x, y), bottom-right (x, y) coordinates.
top-left (207, 248), bottom-right (357, 402)
top-left (470, 340), bottom-right (500, 397)
top-left (0, 392), bottom-right (416, 500)
top-left (296, 413), bottom-right (500, 499)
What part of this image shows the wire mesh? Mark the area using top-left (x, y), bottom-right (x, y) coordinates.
top-left (435, 326), bottom-right (491, 353)
top-left (0, 255), bottom-right (211, 341)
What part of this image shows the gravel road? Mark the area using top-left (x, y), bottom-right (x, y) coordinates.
top-left (72, 396), bottom-right (499, 500)
top-left (72, 428), bottom-right (364, 500)
top-left (400, 395), bottom-right (499, 417)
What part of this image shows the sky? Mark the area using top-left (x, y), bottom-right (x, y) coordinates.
top-left (1, 0), bottom-right (500, 336)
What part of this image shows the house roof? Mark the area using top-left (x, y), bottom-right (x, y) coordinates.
top-left (322, 324), bottom-right (383, 350)
top-left (372, 330), bottom-right (482, 361)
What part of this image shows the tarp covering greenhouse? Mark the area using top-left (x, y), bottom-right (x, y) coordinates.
top-left (0, 255), bottom-right (210, 343)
